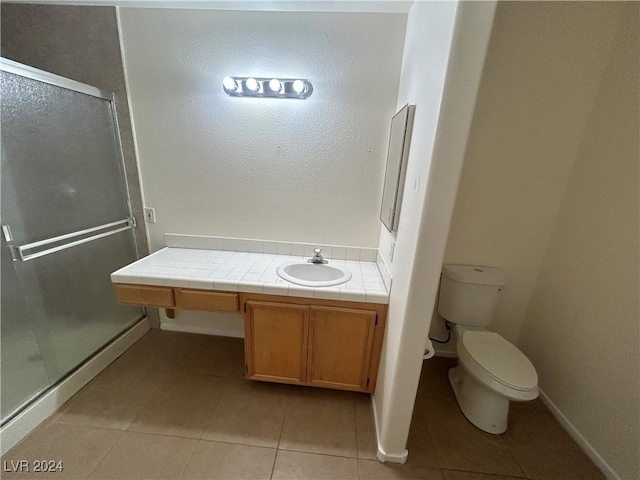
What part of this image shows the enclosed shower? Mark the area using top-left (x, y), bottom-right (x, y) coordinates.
top-left (1, 58), bottom-right (144, 425)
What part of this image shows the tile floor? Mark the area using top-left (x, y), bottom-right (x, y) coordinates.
top-left (3, 330), bottom-right (604, 479)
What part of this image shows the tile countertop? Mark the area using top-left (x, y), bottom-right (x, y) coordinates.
top-left (110, 247), bottom-right (389, 304)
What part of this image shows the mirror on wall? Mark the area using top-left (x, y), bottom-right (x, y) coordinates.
top-left (380, 103), bottom-right (415, 232)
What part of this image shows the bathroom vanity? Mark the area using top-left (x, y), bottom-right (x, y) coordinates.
top-left (111, 242), bottom-right (390, 393)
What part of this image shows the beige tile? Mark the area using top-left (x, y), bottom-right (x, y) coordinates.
top-left (225, 376), bottom-right (301, 396)
top-left (54, 368), bottom-right (171, 430)
top-left (89, 431), bottom-right (197, 479)
top-left (128, 373), bottom-right (228, 438)
top-left (202, 378), bottom-right (288, 447)
top-left (354, 396), bottom-right (440, 467)
top-left (279, 388), bottom-right (358, 458)
top-left (357, 459), bottom-right (443, 480)
top-left (420, 398), bottom-right (524, 478)
top-left (5, 327), bottom-right (608, 480)
top-left (417, 357), bottom-right (458, 402)
top-left (356, 427), bottom-right (379, 462)
top-left (272, 450), bottom-right (358, 480)
top-left (502, 408), bottom-right (605, 480)
top-left (1, 423), bottom-right (122, 479)
top-left (354, 394), bottom-right (440, 467)
top-left (355, 394), bottom-right (378, 460)
top-left (442, 470), bottom-right (525, 480)
top-left (178, 335), bottom-right (245, 378)
top-left (107, 330), bottom-right (197, 373)
top-left (405, 405), bottom-right (440, 468)
top-left (181, 440), bottom-right (276, 479)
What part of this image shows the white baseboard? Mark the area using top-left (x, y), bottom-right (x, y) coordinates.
top-left (538, 388), bottom-right (619, 480)
top-left (376, 447), bottom-right (409, 464)
top-left (160, 322), bottom-right (244, 338)
top-left (370, 393), bottom-right (409, 464)
top-left (0, 318), bottom-right (150, 456)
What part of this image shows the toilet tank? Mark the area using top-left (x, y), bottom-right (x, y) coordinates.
top-left (437, 265), bottom-right (505, 327)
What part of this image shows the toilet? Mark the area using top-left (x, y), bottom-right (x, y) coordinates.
top-left (438, 265), bottom-right (538, 434)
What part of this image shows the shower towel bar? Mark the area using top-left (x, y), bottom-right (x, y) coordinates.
top-left (3, 218), bottom-right (135, 262)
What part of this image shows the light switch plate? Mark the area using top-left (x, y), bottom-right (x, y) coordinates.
top-left (144, 207), bottom-right (156, 224)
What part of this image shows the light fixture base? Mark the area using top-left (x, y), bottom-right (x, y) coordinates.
top-left (222, 77), bottom-right (313, 99)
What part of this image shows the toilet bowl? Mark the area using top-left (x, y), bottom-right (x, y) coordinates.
top-left (437, 265), bottom-right (539, 434)
top-left (449, 326), bottom-right (538, 434)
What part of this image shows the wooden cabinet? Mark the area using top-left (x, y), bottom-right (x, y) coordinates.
top-left (113, 283), bottom-right (387, 393)
top-left (307, 306), bottom-right (377, 391)
top-left (242, 295), bottom-right (386, 393)
top-left (244, 301), bottom-right (309, 384)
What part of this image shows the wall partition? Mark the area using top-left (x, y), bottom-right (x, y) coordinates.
top-left (0, 58), bottom-right (143, 424)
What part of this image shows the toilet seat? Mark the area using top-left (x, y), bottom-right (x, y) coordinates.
top-left (460, 330), bottom-right (538, 392)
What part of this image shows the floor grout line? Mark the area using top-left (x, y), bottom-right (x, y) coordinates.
top-left (177, 438), bottom-right (200, 480)
top-left (270, 449), bottom-right (280, 480)
top-left (352, 393), bottom-right (362, 479)
top-left (274, 446), bottom-right (360, 460)
top-left (84, 428), bottom-right (126, 479)
top-left (270, 389), bottom-right (292, 479)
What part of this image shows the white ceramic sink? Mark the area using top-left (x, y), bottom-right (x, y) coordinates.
top-left (276, 261), bottom-right (352, 287)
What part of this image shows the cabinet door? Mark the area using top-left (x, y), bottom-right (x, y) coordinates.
top-left (244, 301), bottom-right (310, 385)
top-left (307, 306), bottom-right (377, 392)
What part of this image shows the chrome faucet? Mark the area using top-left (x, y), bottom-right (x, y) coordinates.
top-left (308, 247), bottom-right (328, 264)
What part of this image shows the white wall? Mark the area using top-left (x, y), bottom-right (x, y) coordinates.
top-left (373, 1), bottom-right (496, 460)
top-left (519, 5), bottom-right (639, 479)
top-left (430, 2), bottom-right (627, 353)
top-left (119, 8), bottom-right (406, 252)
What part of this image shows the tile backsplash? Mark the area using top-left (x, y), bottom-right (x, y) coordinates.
top-left (375, 250), bottom-right (392, 292)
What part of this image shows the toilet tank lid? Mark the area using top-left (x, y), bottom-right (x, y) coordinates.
top-left (442, 265), bottom-right (505, 286)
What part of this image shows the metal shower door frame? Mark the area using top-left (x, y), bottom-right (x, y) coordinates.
top-left (0, 57), bottom-right (138, 260)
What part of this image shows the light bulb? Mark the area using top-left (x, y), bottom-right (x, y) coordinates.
top-left (292, 80), bottom-right (305, 94)
top-left (222, 76), bottom-right (237, 91)
top-left (269, 79), bottom-right (282, 93)
top-left (246, 78), bottom-right (259, 92)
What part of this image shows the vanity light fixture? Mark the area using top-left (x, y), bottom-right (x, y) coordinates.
top-left (245, 77), bottom-right (260, 92)
top-left (292, 79), bottom-right (305, 94)
top-left (222, 77), bottom-right (313, 99)
top-left (269, 78), bottom-right (282, 93)
top-left (222, 76), bottom-right (238, 92)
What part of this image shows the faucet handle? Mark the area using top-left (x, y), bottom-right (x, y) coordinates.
top-left (309, 246), bottom-right (328, 264)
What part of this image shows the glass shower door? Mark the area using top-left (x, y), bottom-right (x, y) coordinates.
top-left (1, 59), bottom-right (143, 423)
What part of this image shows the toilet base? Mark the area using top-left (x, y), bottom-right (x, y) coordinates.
top-left (448, 366), bottom-right (509, 434)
